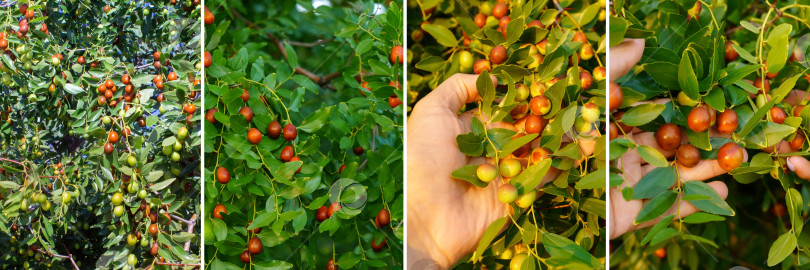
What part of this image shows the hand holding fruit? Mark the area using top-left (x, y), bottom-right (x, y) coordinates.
top-left (406, 74), bottom-right (575, 268)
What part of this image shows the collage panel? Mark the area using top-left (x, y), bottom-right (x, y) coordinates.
top-left (0, 0), bottom-right (202, 269)
top-left (406, 0), bottom-right (607, 269)
top-left (610, 0), bottom-right (810, 268)
top-left (202, 0), bottom-right (404, 269)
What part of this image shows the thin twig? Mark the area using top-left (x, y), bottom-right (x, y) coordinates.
top-left (287, 38), bottom-right (334, 47)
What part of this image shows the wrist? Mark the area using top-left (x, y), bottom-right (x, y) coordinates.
top-left (407, 200), bottom-right (453, 269)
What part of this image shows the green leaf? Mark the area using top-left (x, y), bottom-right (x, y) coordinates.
top-left (632, 166), bottom-right (677, 200)
top-left (575, 169), bottom-right (606, 190)
top-left (635, 191), bottom-right (677, 224)
top-left (681, 212), bottom-right (726, 224)
top-left (421, 24), bottom-right (458, 47)
top-left (766, 24), bottom-right (792, 73)
top-left (679, 49), bottom-right (700, 101)
top-left (683, 181), bottom-right (734, 216)
top-left (767, 232), bottom-right (798, 266)
top-left (719, 64), bottom-right (762, 85)
top-left (64, 84), bottom-right (86, 94)
top-left (621, 104), bottom-right (666, 126)
top-left (739, 73), bottom-right (802, 138)
top-left (643, 62), bottom-right (680, 89)
top-left (472, 217), bottom-right (507, 262)
top-left (787, 188), bottom-right (803, 235)
top-left (641, 215), bottom-right (674, 245)
top-left (637, 146), bottom-right (668, 167)
top-left (284, 43), bottom-right (298, 68)
top-left (450, 165), bottom-right (489, 188)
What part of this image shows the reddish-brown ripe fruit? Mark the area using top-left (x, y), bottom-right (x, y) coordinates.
top-left (579, 71), bottom-right (593, 90)
top-left (216, 167), bottom-right (230, 184)
top-left (327, 202), bottom-right (341, 217)
top-left (240, 89), bottom-right (250, 102)
top-left (326, 259), bottom-right (337, 270)
top-left (528, 20), bottom-right (543, 28)
top-left (529, 95), bottom-right (551, 115)
top-left (122, 74), bottom-right (131, 85)
top-left (150, 242), bottom-right (159, 256)
top-left (490, 45), bottom-right (507, 65)
top-left (204, 7), bottom-right (214, 25)
top-left (754, 77), bottom-right (770, 93)
top-left (377, 209), bottom-right (390, 226)
top-left (204, 51), bottom-right (212, 68)
top-left (104, 142), bottom-right (114, 155)
top-left (108, 131), bottom-right (119, 143)
top-left (149, 224), bottom-right (158, 236)
top-left (717, 142), bottom-right (744, 171)
top-left (280, 146), bottom-right (294, 162)
top-left (795, 105), bottom-right (806, 117)
top-left (104, 90), bottom-right (113, 99)
top-left (770, 106), bottom-right (787, 124)
top-left (240, 250), bottom-right (251, 264)
top-left (474, 13), bottom-right (487, 28)
top-left (239, 107), bottom-right (254, 122)
top-left (184, 103), bottom-right (197, 115)
top-left (105, 79), bottom-right (114, 89)
top-left (104, 5), bottom-right (110, 12)
top-left (206, 108), bottom-right (217, 124)
top-left (213, 204), bottom-right (227, 219)
top-left (492, 3), bottom-right (508, 19)
top-left (655, 247), bottom-right (666, 259)
top-left (498, 16), bottom-right (511, 28)
top-left (339, 165), bottom-right (347, 174)
top-left (725, 42), bottom-right (738, 62)
top-left (676, 144), bottom-right (701, 168)
top-left (316, 206), bottom-right (328, 222)
top-left (167, 72), bottom-right (177, 81)
top-left (791, 131), bottom-right (805, 150)
top-left (389, 95), bottom-right (403, 108)
top-left (283, 124), bottom-right (297, 141)
top-left (524, 114), bottom-right (544, 134)
top-left (78, 55), bottom-right (86, 65)
top-left (290, 156), bottom-right (302, 173)
top-left (473, 59), bottom-right (492, 74)
top-left (247, 128), bottom-right (262, 144)
top-left (248, 237), bottom-right (263, 254)
top-left (267, 121), bottom-right (282, 139)
top-left (156, 93), bottom-right (165, 102)
top-left (609, 82), bottom-right (623, 111)
top-left (0, 39), bottom-right (7, 51)
top-left (573, 31), bottom-right (587, 43)
top-left (353, 146), bottom-right (365, 155)
top-left (655, 123), bottom-right (682, 151)
top-left (390, 45), bottom-right (404, 64)
top-left (153, 51), bottom-right (161, 61)
top-left (687, 106), bottom-right (711, 132)
top-left (716, 109), bottom-right (739, 134)
top-left (372, 236), bottom-right (387, 251)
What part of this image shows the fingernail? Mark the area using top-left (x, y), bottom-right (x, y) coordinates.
top-left (787, 157), bottom-right (797, 172)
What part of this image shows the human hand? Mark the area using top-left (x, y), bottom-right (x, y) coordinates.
top-left (406, 74), bottom-right (576, 269)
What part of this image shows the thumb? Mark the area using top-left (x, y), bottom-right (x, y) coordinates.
top-left (418, 73), bottom-right (497, 113)
top-left (787, 156), bottom-right (810, 180)
top-left (609, 39), bottom-right (645, 81)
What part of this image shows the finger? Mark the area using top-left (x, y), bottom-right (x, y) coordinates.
top-left (458, 109), bottom-right (518, 134)
top-left (634, 181), bottom-right (728, 230)
top-left (417, 73), bottom-right (497, 114)
top-left (785, 90), bottom-right (810, 106)
top-left (609, 39), bottom-right (645, 81)
top-left (763, 140), bottom-right (793, 154)
top-left (788, 156), bottom-right (810, 180)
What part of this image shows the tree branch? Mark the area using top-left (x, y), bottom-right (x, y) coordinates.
top-left (170, 213), bottom-right (198, 252)
top-left (287, 38), bottom-right (334, 47)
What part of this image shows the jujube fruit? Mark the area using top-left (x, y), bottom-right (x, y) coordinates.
top-left (326, 259), bottom-right (336, 270)
top-left (609, 82), bottom-right (623, 111)
top-left (770, 106), bottom-right (786, 124)
top-left (316, 206), bottom-right (328, 222)
top-left (240, 89), bottom-right (250, 102)
top-left (655, 123), bottom-right (682, 151)
top-left (240, 250), bottom-right (251, 264)
top-left (377, 209), bottom-right (390, 226)
top-left (716, 109), bottom-right (739, 134)
top-left (108, 131), bottom-right (119, 143)
top-left (247, 128), bottom-right (262, 144)
top-left (477, 163), bottom-right (498, 182)
top-left (248, 237), bottom-right (262, 254)
top-left (754, 77), bottom-right (770, 93)
top-left (790, 131), bottom-right (805, 150)
top-left (327, 202), bottom-right (341, 217)
top-left (676, 144), bottom-right (700, 168)
top-left (490, 45), bottom-right (507, 65)
top-left (687, 105), bottom-right (711, 132)
top-left (390, 45), bottom-right (403, 64)
top-left (498, 183), bottom-right (518, 203)
top-left (529, 95), bottom-right (550, 115)
top-left (524, 114), bottom-right (544, 134)
top-left (283, 124), bottom-right (297, 141)
top-left (216, 167), bottom-right (230, 184)
top-left (372, 236), bottom-right (387, 251)
top-left (267, 121), bottom-right (282, 138)
top-left (280, 146), bottom-right (294, 162)
top-left (515, 191), bottom-right (536, 208)
top-left (717, 142), bottom-right (744, 171)
top-left (473, 59), bottom-right (492, 74)
top-left (492, 3), bottom-right (508, 19)
top-left (213, 204), bottom-right (227, 219)
top-left (239, 107), bottom-right (254, 122)
top-left (206, 108), bottom-right (218, 124)
top-left (499, 159), bottom-right (521, 178)
top-left (725, 41), bottom-right (738, 62)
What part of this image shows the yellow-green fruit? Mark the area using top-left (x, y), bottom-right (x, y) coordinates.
top-left (499, 246), bottom-right (514, 260)
top-left (177, 127), bottom-right (189, 141)
top-left (61, 192), bottom-right (71, 204)
top-left (499, 159), bottom-right (522, 178)
top-left (510, 253), bottom-right (529, 270)
top-left (112, 192), bottom-right (123, 205)
top-left (459, 51), bottom-right (474, 73)
top-left (515, 191), bottom-right (536, 208)
top-left (127, 233), bottom-right (138, 246)
top-left (171, 151), bottom-right (181, 162)
top-left (476, 163), bottom-right (498, 183)
top-left (114, 205), bottom-right (124, 217)
top-left (42, 201), bottom-right (52, 211)
top-left (173, 141), bottom-right (182, 151)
